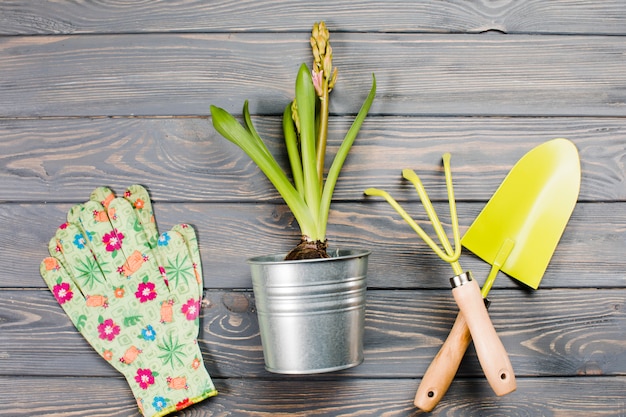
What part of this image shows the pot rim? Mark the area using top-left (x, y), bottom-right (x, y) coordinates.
top-left (247, 248), bottom-right (371, 265)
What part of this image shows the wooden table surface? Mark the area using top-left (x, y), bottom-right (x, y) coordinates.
top-left (1, 1), bottom-right (624, 416)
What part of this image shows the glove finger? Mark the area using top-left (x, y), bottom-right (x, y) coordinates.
top-left (88, 185), bottom-right (164, 265)
top-left (89, 184), bottom-right (160, 251)
top-left (99, 198), bottom-right (171, 298)
top-left (70, 199), bottom-right (145, 291)
top-left (48, 221), bottom-right (109, 296)
top-left (47, 229), bottom-right (67, 270)
top-left (160, 231), bottom-right (202, 338)
top-left (40, 256), bottom-right (88, 316)
top-left (40, 257), bottom-right (120, 359)
top-left (89, 186), bottom-right (116, 213)
top-left (122, 185), bottom-right (167, 271)
top-left (123, 184), bottom-right (160, 250)
top-left (39, 257), bottom-right (114, 354)
top-left (88, 186), bottom-right (140, 264)
top-left (158, 230), bottom-right (195, 292)
top-left (171, 224), bottom-right (204, 293)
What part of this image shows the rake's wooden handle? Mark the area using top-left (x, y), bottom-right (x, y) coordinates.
top-left (414, 312), bottom-right (471, 412)
top-left (451, 272), bottom-right (516, 396)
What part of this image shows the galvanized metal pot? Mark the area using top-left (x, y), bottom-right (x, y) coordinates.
top-left (248, 248), bottom-right (370, 374)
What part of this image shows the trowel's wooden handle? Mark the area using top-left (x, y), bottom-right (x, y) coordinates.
top-left (414, 312), bottom-right (471, 412)
top-left (450, 272), bottom-right (516, 396)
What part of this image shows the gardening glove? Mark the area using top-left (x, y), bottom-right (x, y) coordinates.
top-left (40, 186), bottom-right (217, 417)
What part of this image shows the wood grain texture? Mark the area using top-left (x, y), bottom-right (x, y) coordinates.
top-left (1, 34), bottom-right (625, 117)
top-left (1, 1), bottom-right (624, 415)
top-left (0, 117), bottom-right (624, 202)
top-left (2, 0), bottom-right (626, 35)
top-left (2, 201), bottom-right (624, 289)
top-left (1, 289), bottom-right (623, 379)
top-left (0, 375), bottom-right (624, 416)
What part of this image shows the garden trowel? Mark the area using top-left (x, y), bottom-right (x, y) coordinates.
top-left (415, 138), bottom-right (581, 412)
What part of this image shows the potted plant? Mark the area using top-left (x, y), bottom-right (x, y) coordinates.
top-left (210, 22), bottom-right (376, 374)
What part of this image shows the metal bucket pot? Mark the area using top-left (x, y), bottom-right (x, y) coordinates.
top-left (248, 248), bottom-right (370, 374)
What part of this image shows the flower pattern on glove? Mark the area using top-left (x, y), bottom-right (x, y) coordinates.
top-left (102, 228), bottom-right (124, 252)
top-left (53, 281), bottom-right (74, 304)
top-left (181, 298), bottom-right (200, 321)
top-left (141, 325), bottom-right (157, 341)
top-left (98, 318), bottom-right (121, 341)
top-left (136, 281), bottom-right (158, 303)
top-left (136, 368), bottom-right (157, 390)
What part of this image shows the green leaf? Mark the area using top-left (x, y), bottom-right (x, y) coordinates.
top-left (165, 253), bottom-right (193, 289)
top-left (210, 105), bottom-right (319, 239)
top-left (76, 314), bottom-right (87, 331)
top-left (319, 74), bottom-right (376, 238)
top-left (283, 103), bottom-right (304, 197)
top-left (158, 333), bottom-right (186, 369)
top-left (209, 64), bottom-right (374, 244)
top-left (295, 63), bottom-right (321, 233)
top-left (243, 101), bottom-right (272, 160)
top-left (75, 256), bottom-right (103, 290)
top-left (124, 315), bottom-right (143, 327)
top-left (133, 217), bottom-right (142, 232)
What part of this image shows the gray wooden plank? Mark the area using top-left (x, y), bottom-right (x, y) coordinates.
top-left (1, 2), bottom-right (623, 416)
top-left (2, 0), bottom-right (626, 36)
top-left (1, 289), bottom-right (623, 379)
top-left (2, 201), bottom-right (624, 289)
top-left (1, 34), bottom-right (625, 117)
top-left (0, 117), bottom-right (623, 203)
top-left (0, 375), bottom-right (624, 416)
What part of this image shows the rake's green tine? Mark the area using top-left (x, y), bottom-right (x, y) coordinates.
top-left (365, 153), bottom-right (463, 275)
top-left (442, 153), bottom-right (462, 261)
top-left (402, 169), bottom-right (457, 262)
top-left (364, 188), bottom-right (451, 261)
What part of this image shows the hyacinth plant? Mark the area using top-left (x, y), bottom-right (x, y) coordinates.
top-left (210, 22), bottom-right (376, 260)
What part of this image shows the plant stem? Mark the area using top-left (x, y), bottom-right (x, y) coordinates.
top-left (315, 81), bottom-right (330, 189)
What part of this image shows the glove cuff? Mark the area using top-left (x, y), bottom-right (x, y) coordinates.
top-left (128, 354), bottom-right (217, 417)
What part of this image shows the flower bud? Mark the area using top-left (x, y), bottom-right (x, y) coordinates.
top-left (312, 70), bottom-right (324, 97)
top-left (329, 67), bottom-right (338, 91)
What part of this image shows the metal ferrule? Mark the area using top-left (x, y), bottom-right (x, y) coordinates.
top-left (450, 271), bottom-right (473, 289)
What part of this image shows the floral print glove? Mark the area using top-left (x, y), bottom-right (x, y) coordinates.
top-left (40, 185), bottom-right (217, 416)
